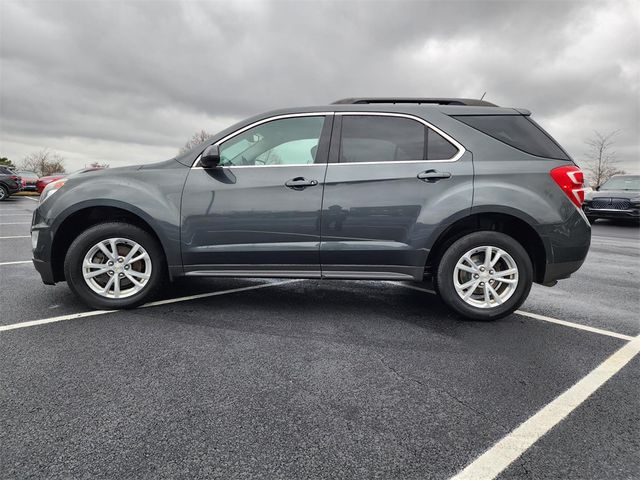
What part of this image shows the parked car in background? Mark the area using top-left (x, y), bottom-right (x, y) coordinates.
top-left (36, 172), bottom-right (66, 194)
top-left (0, 166), bottom-right (22, 201)
top-left (16, 170), bottom-right (39, 191)
top-left (583, 174), bottom-right (640, 223)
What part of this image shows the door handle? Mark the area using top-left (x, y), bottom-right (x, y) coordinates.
top-left (285, 177), bottom-right (318, 190)
top-left (417, 170), bottom-right (452, 182)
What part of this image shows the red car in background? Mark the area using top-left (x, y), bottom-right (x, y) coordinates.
top-left (36, 172), bottom-right (66, 194)
top-left (36, 167), bottom-right (105, 194)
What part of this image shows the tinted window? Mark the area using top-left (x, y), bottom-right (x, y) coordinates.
top-left (0, 166), bottom-right (13, 175)
top-left (219, 116), bottom-right (325, 166)
top-left (427, 129), bottom-right (458, 159)
top-left (453, 115), bottom-right (569, 160)
top-left (340, 116), bottom-right (425, 163)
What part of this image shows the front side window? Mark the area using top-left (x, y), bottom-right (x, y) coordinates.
top-left (339, 115), bottom-right (459, 163)
top-left (218, 116), bottom-right (325, 167)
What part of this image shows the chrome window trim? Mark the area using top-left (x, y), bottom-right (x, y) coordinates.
top-left (190, 110), bottom-right (466, 169)
top-left (335, 111), bottom-right (465, 163)
top-left (191, 112), bottom-right (333, 168)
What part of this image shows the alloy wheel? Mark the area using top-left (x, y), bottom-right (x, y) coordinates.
top-left (453, 245), bottom-right (519, 309)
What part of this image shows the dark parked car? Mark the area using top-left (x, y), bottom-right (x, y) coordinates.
top-left (31, 98), bottom-right (591, 320)
top-left (0, 166), bottom-right (21, 201)
top-left (583, 174), bottom-right (640, 223)
top-left (16, 170), bottom-right (39, 191)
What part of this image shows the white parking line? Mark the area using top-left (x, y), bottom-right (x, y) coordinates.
top-left (0, 214), bottom-right (33, 216)
top-left (389, 282), bottom-right (633, 341)
top-left (514, 310), bottom-right (634, 341)
top-left (451, 335), bottom-right (640, 480)
top-left (0, 260), bottom-right (32, 266)
top-left (0, 222), bottom-right (31, 225)
top-left (0, 236), bottom-right (30, 239)
top-left (0, 279), bottom-right (300, 332)
top-left (23, 196), bottom-right (39, 201)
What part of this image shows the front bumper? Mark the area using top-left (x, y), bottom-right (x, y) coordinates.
top-left (583, 205), bottom-right (640, 220)
top-left (31, 208), bottom-right (57, 285)
top-left (33, 257), bottom-right (55, 285)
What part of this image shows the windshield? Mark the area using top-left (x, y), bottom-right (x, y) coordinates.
top-left (600, 176), bottom-right (640, 191)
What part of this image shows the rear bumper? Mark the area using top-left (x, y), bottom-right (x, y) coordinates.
top-left (542, 259), bottom-right (586, 285)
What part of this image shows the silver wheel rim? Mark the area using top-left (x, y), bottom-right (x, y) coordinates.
top-left (453, 245), bottom-right (519, 309)
top-left (82, 237), bottom-right (152, 299)
top-left (0, 188), bottom-right (6, 200)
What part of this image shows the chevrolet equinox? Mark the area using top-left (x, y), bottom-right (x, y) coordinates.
top-left (31, 98), bottom-right (591, 320)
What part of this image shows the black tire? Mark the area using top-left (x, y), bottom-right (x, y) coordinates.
top-left (436, 231), bottom-right (533, 321)
top-left (0, 184), bottom-right (9, 201)
top-left (64, 222), bottom-right (166, 309)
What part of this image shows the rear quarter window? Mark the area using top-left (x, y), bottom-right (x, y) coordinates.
top-left (453, 114), bottom-right (569, 160)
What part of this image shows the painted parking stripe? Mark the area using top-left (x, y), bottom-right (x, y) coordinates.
top-left (514, 310), bottom-right (634, 341)
top-left (450, 335), bottom-right (640, 480)
top-left (0, 214), bottom-right (33, 216)
top-left (0, 260), bottom-right (32, 266)
top-left (389, 282), bottom-right (633, 341)
top-left (0, 236), bottom-right (30, 239)
top-left (0, 222), bottom-right (31, 225)
top-left (0, 279), bottom-right (301, 332)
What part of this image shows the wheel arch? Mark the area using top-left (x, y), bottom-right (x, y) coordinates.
top-left (425, 209), bottom-right (549, 284)
top-left (51, 202), bottom-right (177, 282)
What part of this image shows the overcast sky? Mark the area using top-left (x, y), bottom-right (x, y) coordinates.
top-left (1, 0), bottom-right (638, 174)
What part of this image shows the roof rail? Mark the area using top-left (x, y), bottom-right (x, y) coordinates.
top-left (332, 97), bottom-right (498, 107)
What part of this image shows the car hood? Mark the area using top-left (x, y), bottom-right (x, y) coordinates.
top-left (586, 190), bottom-right (640, 201)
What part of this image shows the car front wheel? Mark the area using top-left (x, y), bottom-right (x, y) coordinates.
top-left (436, 231), bottom-right (533, 321)
top-left (0, 185), bottom-right (9, 201)
top-left (64, 222), bottom-right (166, 309)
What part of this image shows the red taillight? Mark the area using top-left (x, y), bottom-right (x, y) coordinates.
top-left (550, 165), bottom-right (585, 208)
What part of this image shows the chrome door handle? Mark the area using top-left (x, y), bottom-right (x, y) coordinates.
top-left (285, 177), bottom-right (318, 190)
top-left (417, 170), bottom-right (452, 182)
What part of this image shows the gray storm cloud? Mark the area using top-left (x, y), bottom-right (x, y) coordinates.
top-left (1, 0), bottom-right (638, 173)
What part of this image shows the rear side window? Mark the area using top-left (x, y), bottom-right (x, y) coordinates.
top-left (339, 115), bottom-right (459, 163)
top-left (453, 115), bottom-right (569, 160)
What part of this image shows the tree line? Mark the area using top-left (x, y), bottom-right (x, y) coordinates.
top-left (0, 149), bottom-right (109, 176)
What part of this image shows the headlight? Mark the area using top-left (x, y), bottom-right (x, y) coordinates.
top-left (39, 179), bottom-right (67, 204)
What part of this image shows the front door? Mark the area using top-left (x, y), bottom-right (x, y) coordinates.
top-left (320, 113), bottom-right (473, 280)
top-left (181, 114), bottom-right (332, 277)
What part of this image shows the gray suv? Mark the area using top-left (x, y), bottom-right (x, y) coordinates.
top-left (31, 98), bottom-right (591, 320)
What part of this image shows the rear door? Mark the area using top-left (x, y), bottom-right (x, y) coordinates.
top-left (320, 112), bottom-right (473, 280)
top-left (181, 114), bottom-right (333, 277)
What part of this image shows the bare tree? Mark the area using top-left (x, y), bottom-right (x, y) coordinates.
top-left (88, 161), bottom-right (109, 169)
top-left (179, 130), bottom-right (212, 154)
top-left (583, 131), bottom-right (625, 188)
top-left (19, 149), bottom-right (66, 176)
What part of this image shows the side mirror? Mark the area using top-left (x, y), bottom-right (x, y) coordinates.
top-left (200, 145), bottom-right (221, 168)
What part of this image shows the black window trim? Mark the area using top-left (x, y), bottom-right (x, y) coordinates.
top-left (333, 112), bottom-right (465, 165)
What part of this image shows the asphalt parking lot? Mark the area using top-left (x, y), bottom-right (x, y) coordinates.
top-left (1, 195), bottom-right (638, 479)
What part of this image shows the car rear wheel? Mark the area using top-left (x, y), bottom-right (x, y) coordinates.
top-left (0, 185), bottom-right (8, 201)
top-left (436, 231), bottom-right (533, 321)
top-left (64, 222), bottom-right (166, 309)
